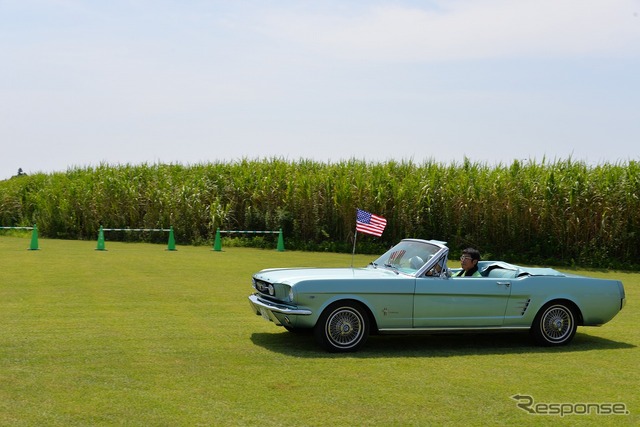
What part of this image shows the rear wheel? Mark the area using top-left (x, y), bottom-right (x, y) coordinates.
top-left (531, 302), bottom-right (577, 346)
top-left (314, 301), bottom-right (369, 352)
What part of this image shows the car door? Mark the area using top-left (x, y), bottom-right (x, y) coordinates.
top-left (413, 276), bottom-right (512, 327)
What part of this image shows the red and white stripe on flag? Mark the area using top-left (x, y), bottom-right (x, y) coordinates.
top-left (356, 208), bottom-right (387, 237)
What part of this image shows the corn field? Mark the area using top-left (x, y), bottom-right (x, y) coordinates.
top-left (1, 158), bottom-right (639, 267)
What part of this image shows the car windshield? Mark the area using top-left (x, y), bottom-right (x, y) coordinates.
top-left (369, 240), bottom-right (443, 275)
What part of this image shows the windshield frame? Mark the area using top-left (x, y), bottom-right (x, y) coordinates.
top-left (369, 239), bottom-right (449, 277)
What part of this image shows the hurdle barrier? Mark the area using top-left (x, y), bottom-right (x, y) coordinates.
top-left (3, 224), bottom-right (282, 252)
top-left (96, 226), bottom-right (176, 251)
top-left (0, 225), bottom-right (39, 250)
top-left (213, 228), bottom-right (284, 252)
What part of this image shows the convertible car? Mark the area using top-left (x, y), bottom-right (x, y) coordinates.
top-left (248, 239), bottom-right (626, 352)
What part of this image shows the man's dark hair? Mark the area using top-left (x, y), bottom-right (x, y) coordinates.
top-left (462, 247), bottom-right (481, 261)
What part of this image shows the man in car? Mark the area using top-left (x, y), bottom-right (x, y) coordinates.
top-left (452, 247), bottom-right (482, 277)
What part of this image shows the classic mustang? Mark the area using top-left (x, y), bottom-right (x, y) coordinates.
top-left (248, 239), bottom-right (626, 352)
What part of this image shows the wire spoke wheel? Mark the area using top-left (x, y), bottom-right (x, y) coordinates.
top-left (532, 302), bottom-right (577, 346)
top-left (542, 306), bottom-right (572, 340)
top-left (327, 308), bottom-right (363, 347)
top-left (315, 302), bottom-right (369, 352)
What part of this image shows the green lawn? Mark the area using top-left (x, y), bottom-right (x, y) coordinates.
top-left (0, 236), bottom-right (637, 426)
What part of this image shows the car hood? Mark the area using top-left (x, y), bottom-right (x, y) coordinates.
top-left (253, 266), bottom-right (404, 286)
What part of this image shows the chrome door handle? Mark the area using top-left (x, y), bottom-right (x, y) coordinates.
top-left (497, 281), bottom-right (511, 287)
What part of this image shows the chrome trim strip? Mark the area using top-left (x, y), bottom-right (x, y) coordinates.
top-left (248, 294), bottom-right (312, 316)
top-left (378, 326), bottom-right (530, 333)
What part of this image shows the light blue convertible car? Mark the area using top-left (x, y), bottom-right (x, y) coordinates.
top-left (248, 239), bottom-right (626, 352)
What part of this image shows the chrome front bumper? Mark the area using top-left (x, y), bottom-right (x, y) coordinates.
top-left (248, 294), bottom-right (312, 325)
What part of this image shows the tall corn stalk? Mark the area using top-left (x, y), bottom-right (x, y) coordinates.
top-left (1, 158), bottom-right (638, 267)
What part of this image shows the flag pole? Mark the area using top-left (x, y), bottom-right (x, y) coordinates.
top-left (351, 230), bottom-right (358, 268)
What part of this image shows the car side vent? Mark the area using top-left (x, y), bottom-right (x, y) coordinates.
top-left (520, 298), bottom-right (531, 316)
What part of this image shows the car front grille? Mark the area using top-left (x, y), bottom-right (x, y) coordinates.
top-left (253, 279), bottom-right (270, 295)
top-left (253, 278), bottom-right (282, 301)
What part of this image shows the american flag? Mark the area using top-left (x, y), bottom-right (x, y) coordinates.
top-left (356, 209), bottom-right (387, 237)
top-left (389, 249), bottom-right (406, 264)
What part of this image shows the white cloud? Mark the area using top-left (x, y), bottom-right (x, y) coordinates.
top-left (258, 0), bottom-right (640, 61)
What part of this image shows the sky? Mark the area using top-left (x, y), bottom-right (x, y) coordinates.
top-left (1, 0), bottom-right (639, 179)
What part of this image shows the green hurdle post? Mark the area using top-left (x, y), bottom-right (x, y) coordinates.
top-left (28, 224), bottom-right (39, 250)
top-left (213, 228), bottom-right (222, 251)
top-left (96, 226), bottom-right (106, 251)
top-left (167, 226), bottom-right (177, 251)
top-left (277, 228), bottom-right (285, 252)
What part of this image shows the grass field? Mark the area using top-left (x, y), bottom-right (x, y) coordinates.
top-left (0, 236), bottom-right (638, 426)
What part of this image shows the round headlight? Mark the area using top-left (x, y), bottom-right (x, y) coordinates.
top-left (267, 284), bottom-right (275, 296)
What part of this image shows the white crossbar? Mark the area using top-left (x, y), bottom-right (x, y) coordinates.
top-left (0, 226), bottom-right (34, 230)
top-left (102, 228), bottom-right (171, 232)
top-left (218, 230), bottom-right (279, 234)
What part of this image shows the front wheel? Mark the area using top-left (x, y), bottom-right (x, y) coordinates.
top-left (314, 301), bottom-right (369, 352)
top-left (531, 302), bottom-right (577, 346)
